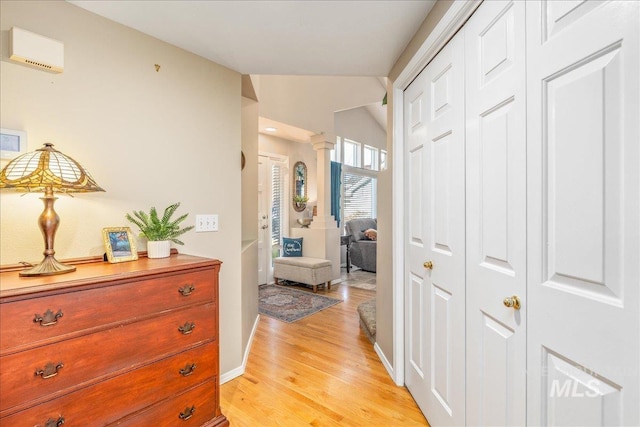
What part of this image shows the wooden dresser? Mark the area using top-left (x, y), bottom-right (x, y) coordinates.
top-left (0, 254), bottom-right (228, 427)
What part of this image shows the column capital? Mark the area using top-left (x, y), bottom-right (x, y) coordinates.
top-left (310, 133), bottom-right (336, 151)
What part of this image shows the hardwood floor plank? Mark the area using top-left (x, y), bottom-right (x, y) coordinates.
top-left (220, 282), bottom-right (429, 426)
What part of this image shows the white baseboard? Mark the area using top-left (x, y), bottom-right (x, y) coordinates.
top-left (220, 365), bottom-right (244, 385)
top-left (220, 314), bottom-right (260, 385)
top-left (374, 342), bottom-right (397, 384)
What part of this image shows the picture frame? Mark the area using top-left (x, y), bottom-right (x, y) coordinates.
top-left (0, 128), bottom-right (27, 160)
top-left (102, 227), bottom-right (138, 263)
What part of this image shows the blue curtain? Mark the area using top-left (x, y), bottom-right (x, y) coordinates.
top-left (331, 161), bottom-right (342, 227)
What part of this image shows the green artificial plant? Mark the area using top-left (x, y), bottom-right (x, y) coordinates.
top-left (126, 202), bottom-right (194, 245)
top-left (293, 195), bottom-right (309, 203)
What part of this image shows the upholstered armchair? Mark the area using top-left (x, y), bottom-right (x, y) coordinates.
top-left (344, 218), bottom-right (377, 273)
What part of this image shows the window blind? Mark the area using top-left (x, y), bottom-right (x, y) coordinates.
top-left (271, 164), bottom-right (283, 247)
top-left (343, 171), bottom-right (377, 221)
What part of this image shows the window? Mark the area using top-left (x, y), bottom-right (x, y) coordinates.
top-left (363, 145), bottom-right (379, 171)
top-left (271, 163), bottom-right (284, 247)
top-left (380, 150), bottom-right (387, 170)
top-left (343, 138), bottom-right (361, 168)
top-left (343, 170), bottom-right (377, 221)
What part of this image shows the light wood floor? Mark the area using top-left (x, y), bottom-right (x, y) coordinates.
top-left (220, 281), bottom-right (429, 426)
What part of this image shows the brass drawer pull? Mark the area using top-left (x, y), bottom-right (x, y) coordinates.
top-left (35, 362), bottom-right (64, 379)
top-left (44, 416), bottom-right (65, 427)
top-left (179, 405), bottom-right (196, 421)
top-left (178, 284), bottom-right (196, 296)
top-left (178, 322), bottom-right (196, 335)
top-left (179, 363), bottom-right (197, 377)
top-left (34, 309), bottom-right (63, 327)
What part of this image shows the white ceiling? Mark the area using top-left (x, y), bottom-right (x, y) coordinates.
top-left (69, 0), bottom-right (436, 76)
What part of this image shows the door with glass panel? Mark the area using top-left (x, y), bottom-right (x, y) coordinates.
top-left (258, 154), bottom-right (288, 285)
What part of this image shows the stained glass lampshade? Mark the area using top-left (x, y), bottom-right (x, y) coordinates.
top-left (0, 143), bottom-right (105, 276)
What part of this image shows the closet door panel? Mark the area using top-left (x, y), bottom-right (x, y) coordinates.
top-left (405, 71), bottom-right (430, 401)
top-left (405, 30), bottom-right (466, 427)
top-left (424, 32), bottom-right (466, 427)
top-left (465, 1), bottom-right (527, 426)
top-left (527, 1), bottom-right (639, 425)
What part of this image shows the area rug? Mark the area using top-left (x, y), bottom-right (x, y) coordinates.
top-left (341, 269), bottom-right (377, 291)
top-left (344, 281), bottom-right (376, 291)
top-left (259, 284), bottom-right (342, 323)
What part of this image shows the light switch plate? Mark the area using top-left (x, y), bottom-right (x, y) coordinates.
top-left (196, 214), bottom-right (219, 232)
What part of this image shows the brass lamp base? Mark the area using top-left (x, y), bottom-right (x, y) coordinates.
top-left (20, 255), bottom-right (76, 277)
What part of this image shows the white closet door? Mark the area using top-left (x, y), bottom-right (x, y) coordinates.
top-left (465, 1), bottom-right (527, 425)
top-left (404, 30), bottom-right (466, 427)
top-left (526, 1), bottom-right (640, 425)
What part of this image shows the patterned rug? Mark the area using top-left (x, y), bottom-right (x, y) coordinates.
top-left (341, 269), bottom-right (376, 291)
top-left (259, 284), bottom-right (342, 323)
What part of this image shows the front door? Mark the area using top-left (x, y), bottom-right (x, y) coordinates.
top-left (258, 156), bottom-right (269, 285)
top-left (526, 1), bottom-right (639, 425)
top-left (258, 154), bottom-right (288, 286)
top-left (404, 29), bottom-right (466, 427)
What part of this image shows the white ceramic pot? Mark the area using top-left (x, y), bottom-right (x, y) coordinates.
top-left (147, 240), bottom-right (171, 258)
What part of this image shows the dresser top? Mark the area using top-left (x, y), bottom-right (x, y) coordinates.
top-left (0, 254), bottom-right (220, 299)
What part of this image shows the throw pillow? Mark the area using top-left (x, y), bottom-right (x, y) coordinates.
top-left (363, 228), bottom-right (377, 241)
top-left (282, 237), bottom-right (303, 257)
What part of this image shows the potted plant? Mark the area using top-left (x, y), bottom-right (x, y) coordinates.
top-left (125, 202), bottom-right (194, 259)
top-left (293, 195), bottom-right (308, 209)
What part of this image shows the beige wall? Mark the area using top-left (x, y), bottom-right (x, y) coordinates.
top-left (258, 134), bottom-right (317, 232)
top-left (377, 0), bottom-right (455, 369)
top-left (241, 96), bottom-right (259, 358)
top-left (0, 1), bottom-right (244, 375)
top-left (257, 75), bottom-right (385, 137)
top-left (242, 97), bottom-right (259, 243)
top-left (376, 85), bottom-right (395, 367)
top-left (388, 0), bottom-right (455, 81)
top-left (335, 106), bottom-right (386, 151)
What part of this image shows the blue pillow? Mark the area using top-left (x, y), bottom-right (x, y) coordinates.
top-left (282, 237), bottom-right (303, 257)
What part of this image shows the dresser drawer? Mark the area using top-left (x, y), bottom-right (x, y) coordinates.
top-left (0, 342), bottom-right (218, 425)
top-left (111, 379), bottom-right (218, 427)
top-left (0, 269), bottom-right (215, 355)
top-left (0, 303), bottom-right (216, 414)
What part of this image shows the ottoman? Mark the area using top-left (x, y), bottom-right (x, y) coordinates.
top-left (273, 257), bottom-right (332, 293)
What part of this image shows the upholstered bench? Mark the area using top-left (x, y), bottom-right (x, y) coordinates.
top-left (273, 257), bottom-right (332, 293)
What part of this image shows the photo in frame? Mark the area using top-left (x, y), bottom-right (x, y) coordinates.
top-left (102, 227), bottom-right (138, 263)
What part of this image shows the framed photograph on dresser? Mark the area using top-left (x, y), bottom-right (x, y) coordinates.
top-left (103, 227), bottom-right (138, 263)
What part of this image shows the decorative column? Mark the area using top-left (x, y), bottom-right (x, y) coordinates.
top-left (291, 133), bottom-right (341, 281)
top-left (310, 133), bottom-right (336, 229)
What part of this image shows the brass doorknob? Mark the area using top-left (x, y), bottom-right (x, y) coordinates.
top-left (503, 295), bottom-right (521, 310)
top-left (423, 261), bottom-right (433, 270)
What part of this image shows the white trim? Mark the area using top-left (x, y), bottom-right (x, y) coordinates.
top-left (391, 86), bottom-right (406, 386)
top-left (259, 151), bottom-right (288, 162)
top-left (391, 0), bottom-right (481, 387)
top-left (220, 365), bottom-right (244, 385)
top-left (374, 342), bottom-right (395, 380)
top-left (220, 314), bottom-right (261, 384)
